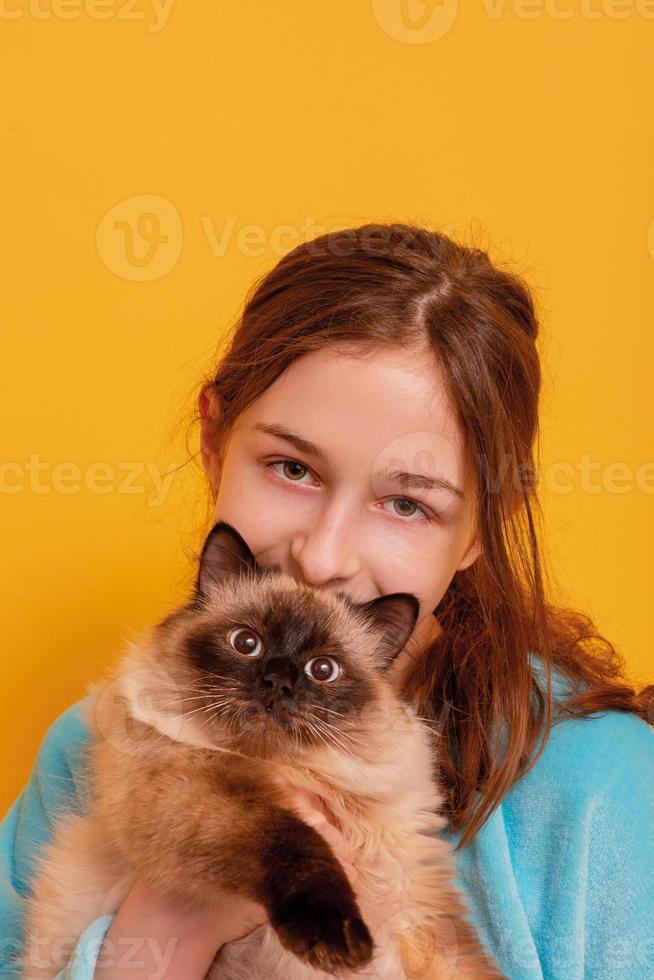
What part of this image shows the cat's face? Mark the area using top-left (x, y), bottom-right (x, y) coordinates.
top-left (156, 521), bottom-right (420, 757)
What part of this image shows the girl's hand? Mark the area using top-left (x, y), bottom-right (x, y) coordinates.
top-left (286, 786), bottom-right (359, 886)
top-left (95, 875), bottom-right (268, 978)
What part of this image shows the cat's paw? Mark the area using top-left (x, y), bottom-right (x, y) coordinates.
top-left (274, 893), bottom-right (374, 974)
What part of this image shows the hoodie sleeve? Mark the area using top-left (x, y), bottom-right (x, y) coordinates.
top-left (0, 696), bottom-right (116, 979)
top-left (501, 708), bottom-right (654, 980)
top-left (583, 711), bottom-right (654, 979)
top-left (439, 705), bottom-right (654, 980)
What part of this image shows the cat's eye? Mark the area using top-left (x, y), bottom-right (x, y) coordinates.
top-left (304, 656), bottom-right (341, 683)
top-left (228, 627), bottom-right (263, 658)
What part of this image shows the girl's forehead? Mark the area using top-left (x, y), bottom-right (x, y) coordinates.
top-left (252, 347), bottom-right (463, 444)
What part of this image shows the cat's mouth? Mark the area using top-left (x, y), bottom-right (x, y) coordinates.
top-left (247, 700), bottom-right (299, 733)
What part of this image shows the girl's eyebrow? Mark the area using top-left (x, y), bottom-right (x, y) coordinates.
top-left (251, 422), bottom-right (465, 500)
top-left (252, 422), bottom-right (330, 462)
top-left (376, 467), bottom-right (465, 500)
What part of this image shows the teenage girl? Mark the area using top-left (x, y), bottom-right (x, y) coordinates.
top-left (2, 223), bottom-right (653, 979)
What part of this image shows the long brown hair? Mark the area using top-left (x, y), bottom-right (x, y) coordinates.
top-left (187, 222), bottom-right (653, 849)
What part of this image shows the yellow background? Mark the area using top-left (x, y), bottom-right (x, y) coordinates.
top-left (1, 1), bottom-right (653, 813)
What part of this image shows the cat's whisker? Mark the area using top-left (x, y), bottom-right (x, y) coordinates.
top-left (303, 718), bottom-right (333, 753)
top-left (313, 704), bottom-right (347, 719)
top-left (157, 683), bottom-right (241, 706)
top-left (306, 715), bottom-right (357, 759)
top-left (288, 717), bottom-right (304, 751)
top-left (159, 694), bottom-right (222, 708)
top-left (226, 704), bottom-right (250, 739)
top-left (225, 703), bottom-right (245, 732)
top-left (311, 714), bottom-right (362, 748)
top-left (181, 698), bottom-right (232, 715)
top-left (206, 702), bottom-right (240, 735)
top-left (321, 723), bottom-right (361, 746)
top-left (311, 714), bottom-right (364, 750)
top-left (179, 697), bottom-right (238, 722)
top-left (311, 706), bottom-right (363, 744)
top-left (301, 716), bottom-right (324, 741)
top-left (317, 718), bottom-right (361, 755)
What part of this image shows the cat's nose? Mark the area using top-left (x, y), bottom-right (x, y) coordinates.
top-left (261, 656), bottom-right (298, 702)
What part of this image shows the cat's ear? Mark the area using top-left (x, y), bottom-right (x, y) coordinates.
top-left (193, 521), bottom-right (257, 603)
top-left (353, 593), bottom-right (420, 670)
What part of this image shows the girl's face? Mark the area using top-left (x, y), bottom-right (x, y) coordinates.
top-left (200, 345), bottom-right (481, 666)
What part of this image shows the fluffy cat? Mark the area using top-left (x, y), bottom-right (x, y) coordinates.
top-left (18, 521), bottom-right (504, 979)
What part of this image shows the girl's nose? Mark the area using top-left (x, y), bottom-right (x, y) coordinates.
top-left (290, 505), bottom-right (362, 587)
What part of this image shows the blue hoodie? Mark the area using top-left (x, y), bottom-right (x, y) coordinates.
top-left (1, 655), bottom-right (653, 979)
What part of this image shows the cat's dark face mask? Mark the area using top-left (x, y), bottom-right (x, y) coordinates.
top-left (180, 520), bottom-right (420, 747)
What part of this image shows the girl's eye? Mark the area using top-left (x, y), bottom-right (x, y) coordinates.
top-left (382, 498), bottom-right (434, 524)
top-left (266, 459), bottom-right (435, 524)
top-left (268, 460), bottom-right (314, 484)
